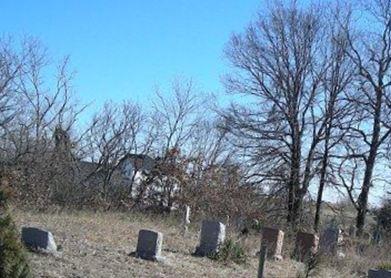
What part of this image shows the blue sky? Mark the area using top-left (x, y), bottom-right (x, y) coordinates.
top-left (2, 1), bottom-right (387, 205)
top-left (1, 0), bottom-right (262, 113)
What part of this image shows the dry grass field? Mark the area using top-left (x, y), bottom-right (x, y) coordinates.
top-left (11, 209), bottom-right (386, 278)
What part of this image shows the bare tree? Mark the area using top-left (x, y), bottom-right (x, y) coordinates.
top-left (337, 0), bottom-right (391, 235)
top-left (150, 78), bottom-right (201, 156)
top-left (313, 7), bottom-right (355, 231)
top-left (84, 101), bottom-right (143, 203)
top-left (0, 38), bottom-right (85, 164)
top-left (222, 2), bottom-right (330, 226)
top-left (134, 78), bottom-right (201, 209)
top-left (0, 38), bottom-right (27, 163)
top-left (0, 37), bottom-right (88, 207)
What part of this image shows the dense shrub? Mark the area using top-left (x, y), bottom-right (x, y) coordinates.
top-left (0, 189), bottom-right (31, 277)
top-left (376, 198), bottom-right (391, 233)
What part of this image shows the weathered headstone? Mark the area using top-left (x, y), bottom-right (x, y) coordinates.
top-left (258, 245), bottom-right (268, 278)
top-left (261, 227), bottom-right (284, 260)
top-left (194, 220), bottom-right (226, 256)
top-left (348, 225), bottom-right (356, 237)
top-left (372, 226), bottom-right (382, 245)
top-left (294, 232), bottom-right (319, 262)
top-left (21, 227), bottom-right (57, 252)
top-left (135, 229), bottom-right (164, 261)
top-left (319, 227), bottom-right (340, 255)
top-left (368, 269), bottom-right (391, 278)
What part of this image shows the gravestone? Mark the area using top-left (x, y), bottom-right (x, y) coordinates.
top-left (368, 269), bottom-right (391, 278)
top-left (261, 227), bottom-right (284, 260)
top-left (320, 227), bottom-right (340, 255)
top-left (194, 220), bottom-right (226, 256)
top-left (135, 229), bottom-right (164, 261)
top-left (372, 227), bottom-right (382, 245)
top-left (348, 225), bottom-right (356, 237)
top-left (258, 245), bottom-right (268, 278)
top-left (21, 227), bottom-right (57, 252)
top-left (294, 232), bottom-right (319, 262)
top-left (182, 205), bottom-right (191, 235)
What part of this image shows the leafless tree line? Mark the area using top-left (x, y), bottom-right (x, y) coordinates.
top-left (1, 0), bottom-right (390, 236)
top-left (0, 39), bottom-right (247, 217)
top-left (221, 0), bottom-right (391, 235)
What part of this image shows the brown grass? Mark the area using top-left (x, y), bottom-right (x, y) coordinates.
top-left (12, 209), bottom-right (300, 277)
top-left (11, 209), bottom-right (388, 278)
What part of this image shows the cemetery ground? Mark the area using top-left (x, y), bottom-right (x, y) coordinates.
top-left (12, 208), bottom-right (389, 278)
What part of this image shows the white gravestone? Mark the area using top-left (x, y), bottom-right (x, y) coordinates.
top-left (183, 205), bottom-right (191, 235)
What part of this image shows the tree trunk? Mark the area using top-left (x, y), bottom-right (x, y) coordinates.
top-left (287, 123), bottom-right (302, 226)
top-left (356, 88), bottom-right (382, 236)
top-left (314, 126), bottom-right (331, 232)
top-left (291, 194), bottom-right (303, 228)
top-left (356, 154), bottom-right (376, 235)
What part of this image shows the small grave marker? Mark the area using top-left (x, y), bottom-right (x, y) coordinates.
top-left (261, 227), bottom-right (284, 260)
top-left (135, 229), bottom-right (164, 261)
top-left (294, 232), bottom-right (319, 262)
top-left (368, 269), bottom-right (391, 278)
top-left (320, 227), bottom-right (340, 255)
top-left (194, 220), bottom-right (226, 256)
top-left (21, 227), bottom-right (57, 253)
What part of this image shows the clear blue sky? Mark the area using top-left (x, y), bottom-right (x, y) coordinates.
top-left (2, 1), bottom-right (386, 205)
top-left (1, 0), bottom-right (262, 113)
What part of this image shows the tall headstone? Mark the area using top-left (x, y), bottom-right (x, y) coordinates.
top-left (294, 232), bottom-right (319, 262)
top-left (261, 227), bottom-right (284, 260)
top-left (194, 220), bottom-right (226, 256)
top-left (21, 227), bottom-right (57, 252)
top-left (135, 229), bottom-right (164, 261)
top-left (320, 227), bottom-right (340, 255)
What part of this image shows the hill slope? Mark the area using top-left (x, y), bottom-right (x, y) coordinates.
top-left (12, 209), bottom-right (371, 278)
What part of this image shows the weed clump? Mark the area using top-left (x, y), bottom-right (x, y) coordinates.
top-left (377, 262), bottom-right (391, 270)
top-left (209, 238), bottom-right (247, 264)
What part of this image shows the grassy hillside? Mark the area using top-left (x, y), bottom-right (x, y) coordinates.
top-left (12, 209), bottom-right (388, 278)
